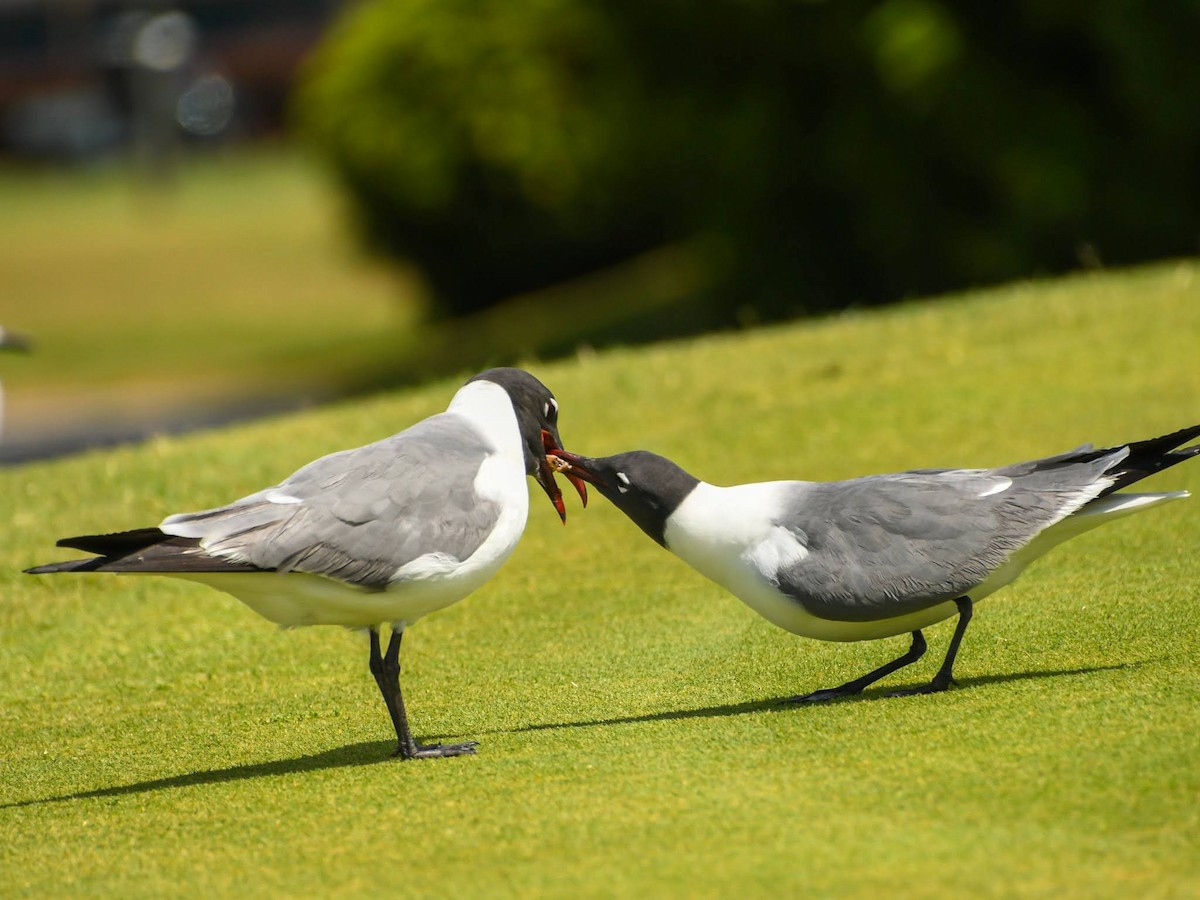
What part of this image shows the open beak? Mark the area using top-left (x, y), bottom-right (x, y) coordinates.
top-left (537, 428), bottom-right (588, 523)
top-left (544, 449), bottom-right (604, 488)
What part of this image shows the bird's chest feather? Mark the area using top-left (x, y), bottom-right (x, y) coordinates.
top-left (663, 485), bottom-right (955, 642)
top-left (664, 483), bottom-right (799, 593)
top-left (467, 451), bottom-right (530, 561)
top-left (444, 381), bottom-right (531, 565)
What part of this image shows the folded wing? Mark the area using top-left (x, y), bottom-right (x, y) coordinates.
top-left (32, 414), bottom-right (502, 590)
top-left (767, 445), bottom-right (1128, 621)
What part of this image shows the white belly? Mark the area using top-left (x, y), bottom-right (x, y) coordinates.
top-left (181, 546), bottom-right (513, 629)
top-left (667, 526), bottom-right (965, 642)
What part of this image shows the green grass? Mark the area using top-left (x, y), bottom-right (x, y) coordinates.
top-left (0, 149), bottom-right (716, 440)
top-left (2, 260), bottom-right (1199, 897)
top-left (0, 150), bottom-right (409, 433)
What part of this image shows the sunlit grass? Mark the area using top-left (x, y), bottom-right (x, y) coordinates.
top-left (1, 259), bottom-right (1198, 896)
top-left (0, 150), bottom-right (729, 449)
top-left (0, 149), bottom-right (412, 416)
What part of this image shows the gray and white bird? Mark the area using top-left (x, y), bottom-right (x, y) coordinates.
top-left (549, 425), bottom-right (1199, 701)
top-left (27, 368), bottom-right (587, 759)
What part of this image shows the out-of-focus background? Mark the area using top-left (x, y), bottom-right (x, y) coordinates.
top-left (4, 6), bottom-right (1200, 894)
top-left (2, 0), bottom-right (1198, 463)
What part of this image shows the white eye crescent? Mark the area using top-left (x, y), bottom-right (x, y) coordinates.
top-left (617, 472), bottom-right (630, 494)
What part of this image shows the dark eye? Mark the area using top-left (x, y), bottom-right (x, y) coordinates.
top-left (544, 399), bottom-right (559, 422)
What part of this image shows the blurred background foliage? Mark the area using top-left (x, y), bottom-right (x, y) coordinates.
top-left (3, 0), bottom-right (1198, 460)
top-left (297, 0), bottom-right (1200, 330)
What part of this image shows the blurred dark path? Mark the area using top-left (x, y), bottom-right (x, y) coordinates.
top-left (0, 392), bottom-right (315, 465)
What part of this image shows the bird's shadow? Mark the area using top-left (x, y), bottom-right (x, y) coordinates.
top-left (451, 660), bottom-right (1137, 739)
top-left (3, 661), bottom-right (1135, 810)
top-left (1, 740), bottom-right (397, 811)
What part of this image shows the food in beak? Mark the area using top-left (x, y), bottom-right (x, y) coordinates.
top-left (546, 450), bottom-right (600, 488)
top-left (537, 455), bottom-right (567, 523)
top-left (538, 430), bottom-right (587, 523)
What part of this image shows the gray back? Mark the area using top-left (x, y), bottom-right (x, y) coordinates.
top-left (162, 414), bottom-right (502, 590)
top-left (771, 447), bottom-right (1125, 621)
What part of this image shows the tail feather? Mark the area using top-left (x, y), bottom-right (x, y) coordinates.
top-left (25, 528), bottom-right (266, 576)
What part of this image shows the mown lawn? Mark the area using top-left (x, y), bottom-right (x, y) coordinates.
top-left (0, 149), bottom-right (719, 455)
top-left (2, 260), bottom-right (1198, 896)
top-left (0, 150), bottom-right (408, 445)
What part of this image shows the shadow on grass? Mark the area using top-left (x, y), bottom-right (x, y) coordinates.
top-left (454, 661), bottom-right (1138, 739)
top-left (1, 740), bottom-right (398, 811)
top-left (6, 661), bottom-right (1137, 809)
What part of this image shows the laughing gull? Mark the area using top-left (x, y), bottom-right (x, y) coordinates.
top-left (27, 368), bottom-right (588, 759)
top-left (549, 425), bottom-right (1199, 701)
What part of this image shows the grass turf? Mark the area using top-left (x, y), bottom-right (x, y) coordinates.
top-left (0, 150), bottom-right (408, 440)
top-left (0, 150), bottom-right (718, 445)
top-left (2, 260), bottom-right (1199, 896)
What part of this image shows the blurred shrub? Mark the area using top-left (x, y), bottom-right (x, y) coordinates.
top-left (297, 0), bottom-right (1200, 321)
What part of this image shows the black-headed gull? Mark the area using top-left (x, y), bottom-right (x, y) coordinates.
top-left (549, 425), bottom-right (1198, 701)
top-left (28, 368), bottom-right (587, 759)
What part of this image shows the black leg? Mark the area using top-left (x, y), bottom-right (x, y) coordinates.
top-left (784, 630), bottom-right (928, 704)
top-left (367, 627), bottom-right (478, 760)
top-left (888, 597), bottom-right (974, 697)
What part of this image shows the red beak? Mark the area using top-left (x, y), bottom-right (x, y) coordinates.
top-left (538, 429), bottom-right (588, 523)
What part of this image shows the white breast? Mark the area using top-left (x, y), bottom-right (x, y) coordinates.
top-left (369, 382), bottom-right (532, 624)
top-left (664, 481), bottom-right (962, 642)
top-left (665, 482), bottom-right (795, 586)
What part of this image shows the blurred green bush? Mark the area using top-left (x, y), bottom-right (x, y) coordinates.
top-left (297, 0), bottom-right (1200, 322)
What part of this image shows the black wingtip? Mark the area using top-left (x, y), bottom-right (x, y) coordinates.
top-left (56, 527), bottom-right (168, 554)
top-left (1125, 423), bottom-right (1200, 455)
top-left (29, 532), bottom-right (267, 576)
top-left (32, 528), bottom-right (168, 575)
top-left (25, 558), bottom-right (107, 575)
top-left (1102, 423), bottom-right (1200, 494)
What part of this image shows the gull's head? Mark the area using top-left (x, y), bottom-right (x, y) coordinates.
top-left (468, 367), bottom-right (587, 522)
top-left (545, 449), bottom-right (700, 545)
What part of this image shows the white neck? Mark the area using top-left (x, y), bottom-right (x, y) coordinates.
top-left (447, 380), bottom-right (524, 462)
top-left (666, 481), bottom-right (802, 574)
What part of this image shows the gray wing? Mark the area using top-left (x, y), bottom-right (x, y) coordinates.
top-left (770, 445), bottom-right (1127, 622)
top-left (160, 413), bottom-right (502, 590)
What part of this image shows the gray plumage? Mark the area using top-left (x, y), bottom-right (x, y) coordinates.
top-left (550, 424), bottom-right (1197, 701)
top-left (26, 367), bottom-right (579, 759)
top-left (772, 446), bottom-right (1121, 622)
top-left (161, 413), bottom-right (500, 589)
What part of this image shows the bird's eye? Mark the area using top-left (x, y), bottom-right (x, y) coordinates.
top-left (544, 398), bottom-right (559, 422)
top-left (616, 472), bottom-right (630, 494)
